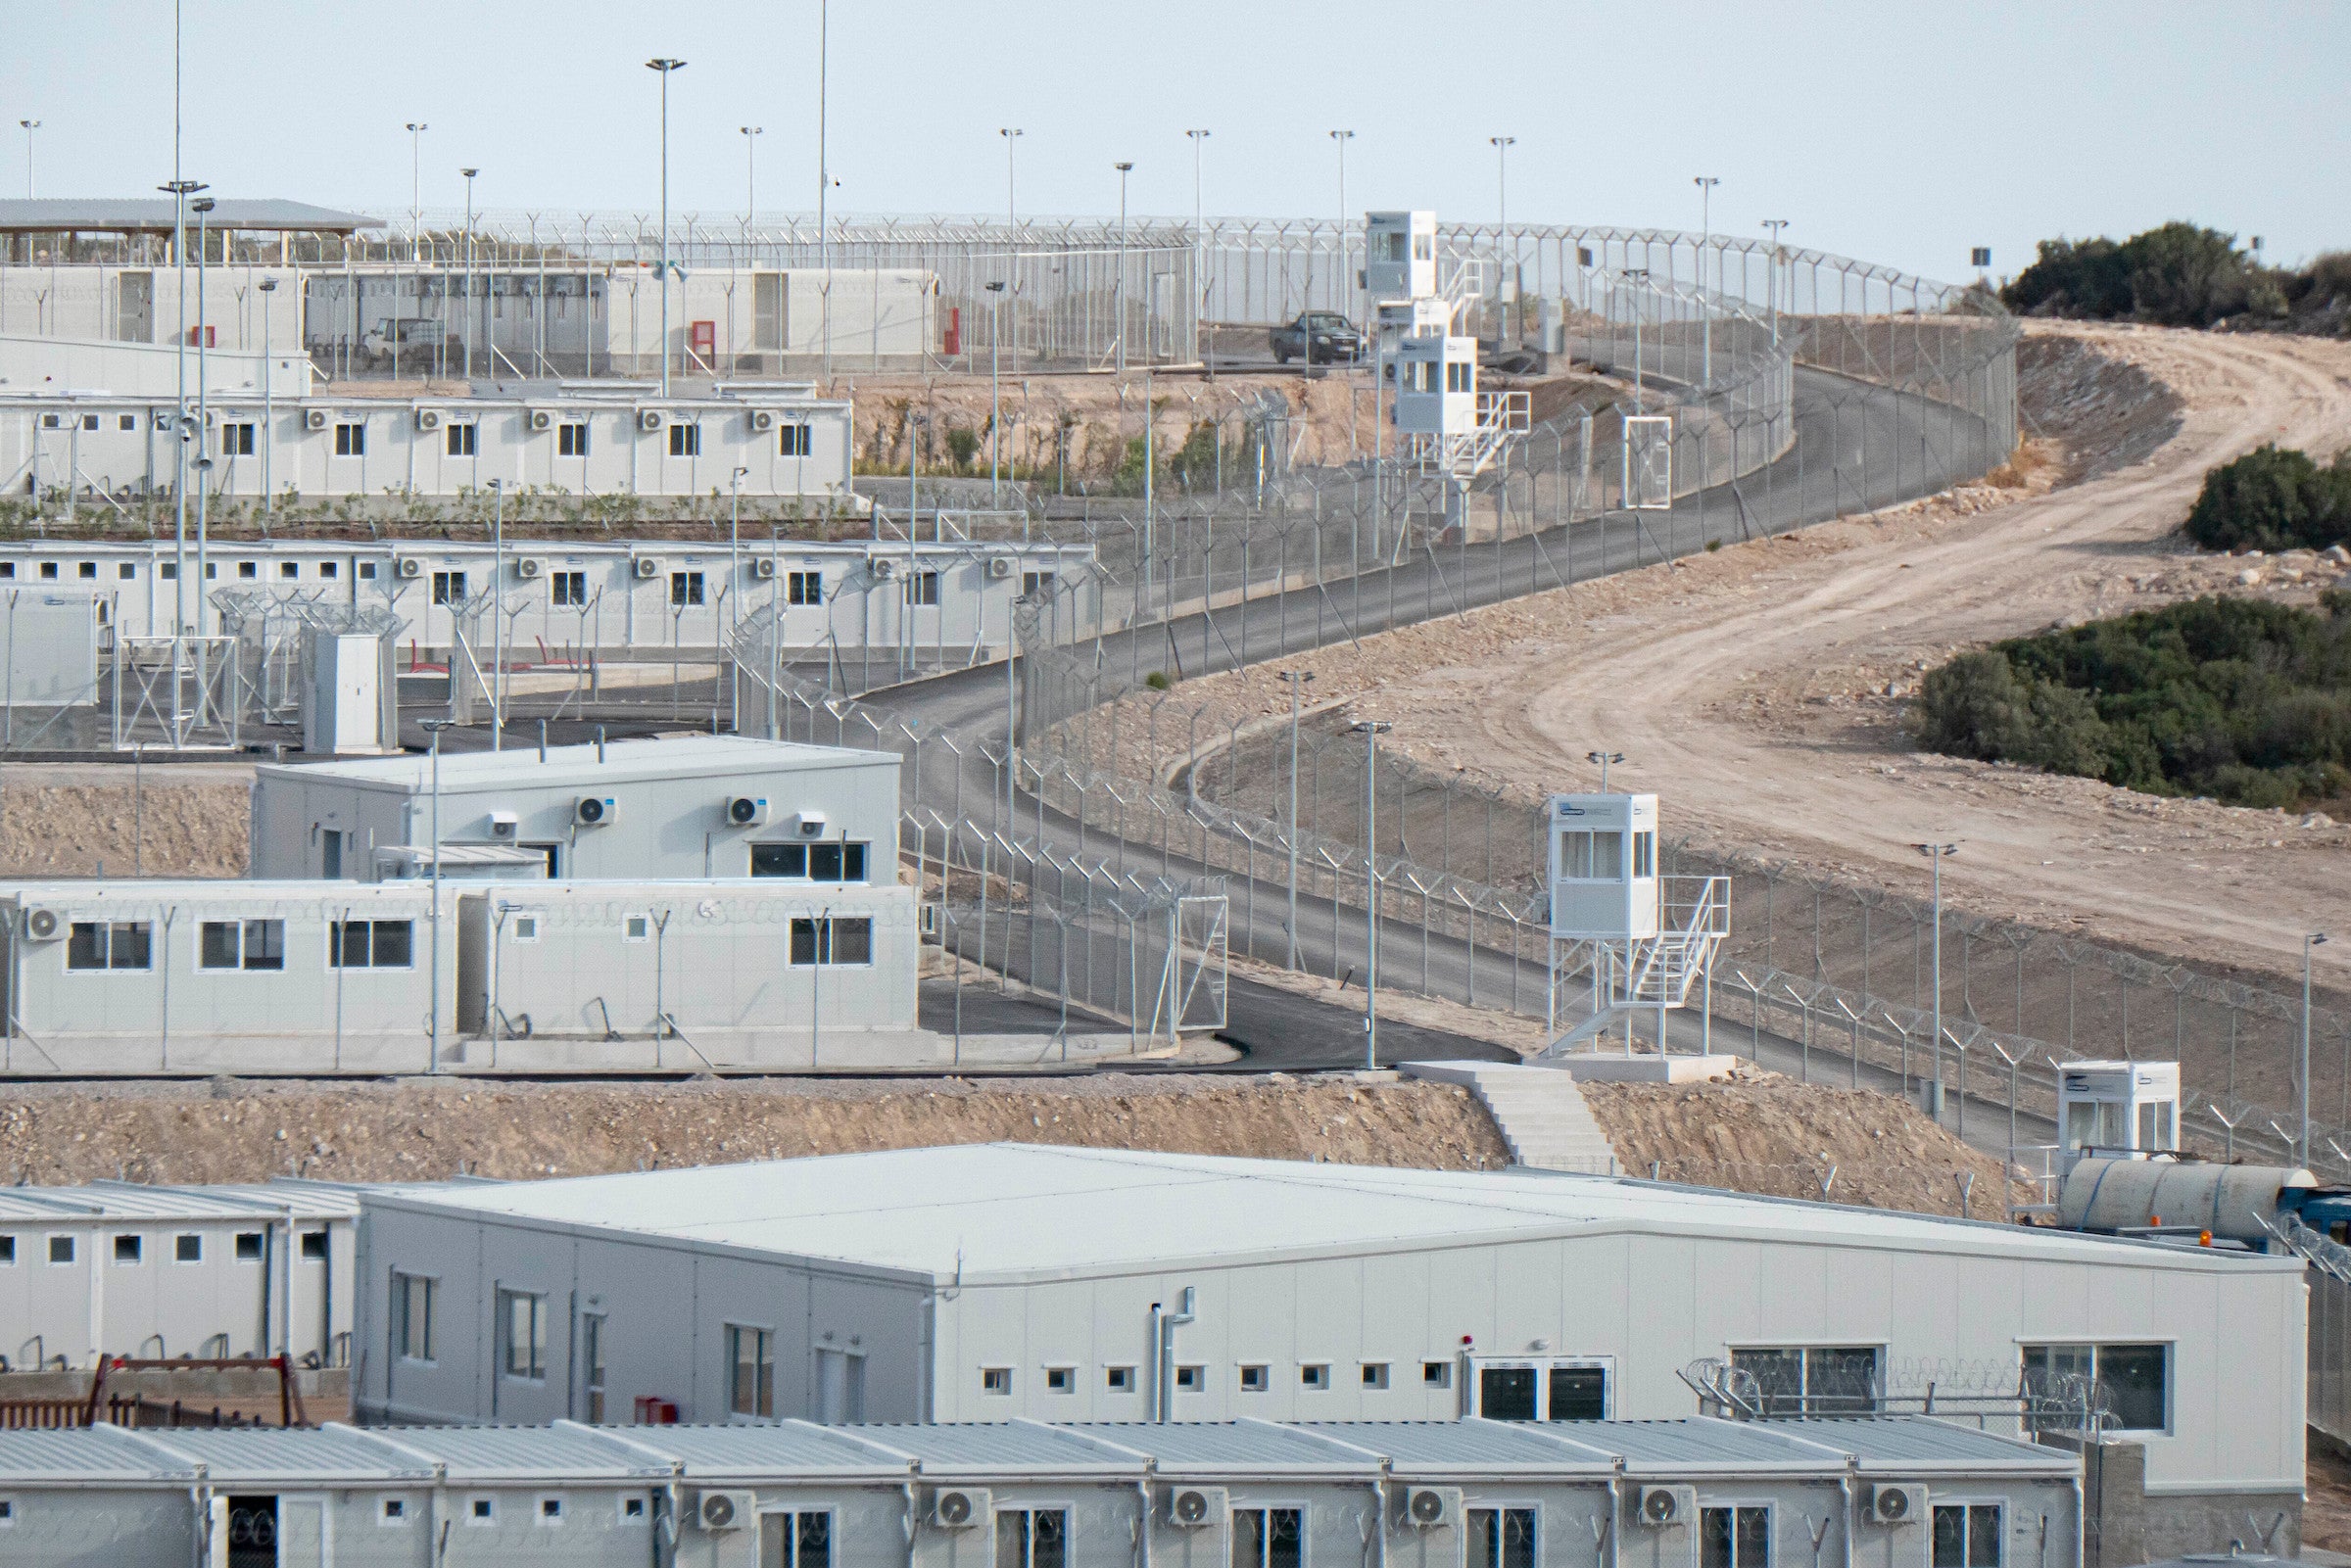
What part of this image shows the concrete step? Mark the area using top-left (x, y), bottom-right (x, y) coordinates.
top-left (1397, 1061), bottom-right (1619, 1176)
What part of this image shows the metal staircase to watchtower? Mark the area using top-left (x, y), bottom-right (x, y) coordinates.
top-left (1537, 873), bottom-right (1731, 1061)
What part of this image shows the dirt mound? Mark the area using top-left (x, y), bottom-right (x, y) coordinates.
top-left (0, 766), bottom-right (251, 879)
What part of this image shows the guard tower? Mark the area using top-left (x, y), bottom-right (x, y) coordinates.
top-left (2057, 1060), bottom-right (2182, 1169)
top-left (1535, 791), bottom-right (1731, 1074)
top-left (1364, 211), bottom-right (1437, 306)
top-left (1367, 210), bottom-right (1528, 515)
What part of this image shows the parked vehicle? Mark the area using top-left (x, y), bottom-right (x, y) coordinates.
top-left (1269, 310), bottom-right (1364, 365)
top-left (360, 317), bottom-right (466, 369)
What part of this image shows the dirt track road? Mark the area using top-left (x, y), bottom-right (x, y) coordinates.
top-left (1275, 324), bottom-right (2351, 992)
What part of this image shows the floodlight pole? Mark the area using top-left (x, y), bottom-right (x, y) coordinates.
top-left (740, 125), bottom-right (762, 231)
top-left (1491, 137), bottom-right (1515, 344)
top-left (1693, 176), bottom-right (1718, 383)
top-left (258, 277), bottom-right (277, 510)
top-left (192, 197), bottom-right (215, 648)
top-left (1114, 162), bottom-right (1133, 375)
top-left (999, 128), bottom-right (1023, 373)
top-left (460, 167), bottom-right (478, 380)
top-left (403, 123), bottom-right (427, 382)
top-left (1914, 842), bottom-right (1959, 1123)
top-left (730, 466), bottom-right (747, 637)
top-left (1329, 130), bottom-right (1354, 318)
top-left (647, 58), bottom-right (688, 400)
top-left (1760, 220), bottom-right (1790, 348)
top-left (1186, 129), bottom-right (1210, 364)
top-left (17, 121), bottom-right (37, 200)
top-left (157, 177), bottom-right (205, 741)
top-left (1356, 720), bottom-right (1393, 1069)
top-left (2306, 933), bottom-right (2331, 1167)
top-left (1586, 749), bottom-right (1623, 793)
top-left (1279, 671), bottom-right (1315, 969)
top-left (422, 718), bottom-right (455, 1072)
top-left (985, 281), bottom-right (1007, 506)
top-left (489, 479), bottom-right (504, 750)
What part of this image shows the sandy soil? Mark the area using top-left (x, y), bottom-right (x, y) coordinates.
top-left (0, 763), bottom-right (252, 879)
top-left (2309, 1440), bottom-right (2351, 1553)
top-left (1125, 324), bottom-right (2351, 995)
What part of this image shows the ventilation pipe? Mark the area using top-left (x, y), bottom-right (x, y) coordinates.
top-left (1151, 1286), bottom-right (1196, 1422)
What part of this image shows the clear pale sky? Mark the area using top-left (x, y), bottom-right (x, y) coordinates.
top-left (5, 0), bottom-right (2345, 283)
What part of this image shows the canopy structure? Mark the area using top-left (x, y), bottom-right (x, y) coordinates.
top-left (0, 199), bottom-right (382, 236)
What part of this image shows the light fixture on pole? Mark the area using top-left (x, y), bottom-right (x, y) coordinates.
top-left (1490, 136), bottom-right (1515, 342)
top-left (1113, 161), bottom-right (1133, 375)
top-left (459, 167), bottom-right (478, 379)
top-left (17, 120), bottom-right (36, 201)
top-left (404, 122), bottom-right (428, 262)
top-left (2305, 932), bottom-right (2331, 1168)
top-left (1354, 719), bottom-right (1394, 1069)
top-left (1185, 129), bottom-right (1209, 364)
top-left (488, 478), bottom-right (505, 750)
top-left (1760, 218), bottom-right (1791, 347)
top-left (420, 717), bottom-right (456, 1072)
top-left (1693, 176), bottom-right (1719, 382)
top-left (1329, 130), bottom-right (1355, 314)
top-left (984, 281), bottom-right (1007, 506)
top-left (191, 195), bottom-right (216, 622)
top-left (999, 128), bottom-right (1023, 372)
top-left (1912, 841), bottom-right (1960, 1123)
top-left (740, 125), bottom-right (763, 228)
top-left (1586, 750), bottom-right (1624, 792)
top-left (730, 465), bottom-right (748, 638)
top-left (646, 58), bottom-right (688, 400)
top-left (156, 176), bottom-right (204, 677)
top-left (257, 277), bottom-right (277, 510)
top-left (1277, 670), bottom-right (1316, 968)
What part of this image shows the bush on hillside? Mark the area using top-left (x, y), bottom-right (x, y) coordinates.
top-left (1910, 594), bottom-right (2351, 810)
top-left (2002, 222), bottom-right (2249, 326)
top-left (2183, 445), bottom-right (2351, 552)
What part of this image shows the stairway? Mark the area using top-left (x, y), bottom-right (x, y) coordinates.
top-left (1399, 1062), bottom-right (1620, 1176)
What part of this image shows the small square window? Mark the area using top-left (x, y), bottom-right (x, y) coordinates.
top-left (0, 563), bottom-right (13, 578)
top-left (238, 560), bottom-right (258, 579)
top-left (38, 562), bottom-right (57, 580)
top-left (470, 1498), bottom-right (495, 1524)
top-left (381, 1498), bottom-right (408, 1523)
top-left (1045, 1366), bottom-right (1075, 1394)
top-left (1175, 1365), bottom-right (1204, 1392)
top-left (234, 1231), bottom-right (263, 1261)
top-left (359, 562), bottom-right (377, 580)
top-left (77, 561), bottom-right (96, 580)
top-left (623, 915), bottom-right (650, 941)
top-left (512, 915), bottom-right (540, 942)
top-left (300, 1230), bottom-right (328, 1261)
top-left (1105, 1365), bottom-right (1136, 1393)
top-left (118, 563), bottom-right (136, 580)
top-left (1238, 1365), bottom-right (1269, 1392)
top-left (320, 561), bottom-right (338, 579)
top-left (0, 1237), bottom-right (15, 1264)
top-left (279, 561), bottom-right (299, 580)
top-left (538, 1497), bottom-right (563, 1524)
top-left (0, 1497), bottom-right (13, 1523)
top-left (48, 1236), bottom-right (74, 1264)
top-left (1301, 1363), bottom-right (1330, 1390)
top-left (1362, 1362), bottom-right (1390, 1389)
top-left (622, 1497), bottom-right (648, 1520)
top-left (113, 1234), bottom-right (142, 1264)
top-left (981, 1366), bottom-right (1012, 1396)
top-left (174, 1233), bottom-right (202, 1262)
top-left (1423, 1361), bottom-right (1453, 1388)
top-left (120, 413), bottom-right (137, 431)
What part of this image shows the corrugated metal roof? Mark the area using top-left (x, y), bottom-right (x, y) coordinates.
top-left (362, 1424), bottom-right (654, 1479)
top-left (1773, 1419), bottom-right (2073, 1473)
top-left (367, 1142), bottom-right (2299, 1285)
top-left (0, 1424), bottom-right (177, 1479)
top-left (0, 1178), bottom-right (402, 1224)
top-left (260, 734), bottom-right (884, 793)
top-left (1059, 1421), bottom-right (1370, 1472)
top-left (127, 1425), bottom-right (423, 1481)
top-left (850, 1422), bottom-right (1144, 1474)
top-left (0, 199), bottom-right (383, 233)
top-left (611, 1421), bottom-right (916, 1476)
top-left (1566, 1419), bottom-right (1841, 1470)
top-left (1299, 1421), bottom-right (1620, 1472)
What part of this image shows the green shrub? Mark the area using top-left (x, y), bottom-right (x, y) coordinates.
top-left (2183, 445), bottom-right (2351, 552)
top-left (1911, 594), bottom-right (2351, 809)
top-left (2000, 222), bottom-right (2249, 326)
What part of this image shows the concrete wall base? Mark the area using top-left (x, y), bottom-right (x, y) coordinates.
top-left (1548, 1052), bottom-right (1739, 1084)
top-left (2041, 1434), bottom-right (2300, 1567)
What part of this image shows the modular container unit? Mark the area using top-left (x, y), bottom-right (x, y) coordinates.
top-left (250, 735), bottom-right (902, 887)
top-left (0, 1179), bottom-right (360, 1370)
top-left (0, 879), bottom-right (446, 1075)
top-left (0, 1416), bottom-right (2082, 1568)
top-left (350, 1143), bottom-right (2298, 1536)
top-left (0, 537), bottom-right (1086, 656)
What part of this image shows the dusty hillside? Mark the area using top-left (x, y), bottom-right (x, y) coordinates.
top-left (0, 764), bottom-right (251, 879)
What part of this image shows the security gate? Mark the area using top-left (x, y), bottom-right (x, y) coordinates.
top-left (1622, 414), bottom-right (1673, 509)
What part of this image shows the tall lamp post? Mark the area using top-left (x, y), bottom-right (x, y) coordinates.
top-left (402, 123), bottom-right (427, 382)
top-left (1329, 130), bottom-right (1354, 317)
top-left (191, 195), bottom-right (216, 635)
top-left (1278, 670), bottom-right (1315, 968)
top-left (1185, 129), bottom-right (1209, 364)
top-left (985, 280), bottom-right (1007, 506)
top-left (646, 58), bottom-right (688, 399)
top-left (1354, 720), bottom-right (1394, 1069)
top-left (998, 128), bottom-right (1023, 372)
top-left (1692, 175), bottom-right (1718, 382)
top-left (740, 125), bottom-right (762, 229)
top-left (257, 277), bottom-right (277, 511)
top-left (421, 718), bottom-right (455, 1072)
top-left (1913, 841), bottom-right (1960, 1123)
top-left (1760, 218), bottom-right (1791, 348)
top-left (17, 120), bottom-right (36, 200)
top-left (1586, 750), bottom-right (1624, 792)
top-left (1113, 162), bottom-right (1133, 375)
top-left (2305, 932), bottom-right (2332, 1167)
top-left (459, 166), bottom-right (478, 379)
top-left (157, 176), bottom-right (205, 741)
top-left (1490, 136), bottom-right (1515, 343)
top-left (488, 478), bottom-right (505, 750)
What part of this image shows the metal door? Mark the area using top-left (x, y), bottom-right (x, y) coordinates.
top-left (118, 271), bottom-right (155, 344)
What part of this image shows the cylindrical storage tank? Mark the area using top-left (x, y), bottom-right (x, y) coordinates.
top-left (2059, 1156), bottom-right (2315, 1241)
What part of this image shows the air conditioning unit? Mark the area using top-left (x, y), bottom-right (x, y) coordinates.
top-left (487, 811), bottom-right (519, 840)
top-left (927, 1488), bottom-right (989, 1531)
top-left (394, 556), bottom-right (426, 581)
top-left (750, 556), bottom-right (778, 581)
top-left (1868, 1485), bottom-right (1928, 1526)
top-left (696, 1490), bottom-right (755, 1532)
top-left (22, 908), bottom-right (63, 942)
top-left (1637, 1486), bottom-right (1695, 1529)
top-left (637, 407), bottom-right (666, 433)
top-left (985, 556), bottom-right (1017, 581)
top-left (725, 796), bottom-right (769, 828)
top-left (299, 406), bottom-right (328, 432)
top-left (1165, 1486), bottom-right (1226, 1530)
top-left (1399, 1488), bottom-right (1460, 1532)
top-left (527, 408), bottom-right (554, 433)
top-left (867, 555), bottom-right (897, 581)
top-left (793, 811), bottom-right (827, 839)
top-left (749, 407), bottom-right (778, 433)
top-left (414, 407), bottom-right (443, 432)
top-left (514, 557), bottom-right (544, 582)
top-left (575, 796), bottom-right (617, 828)
top-left (633, 556), bottom-right (663, 581)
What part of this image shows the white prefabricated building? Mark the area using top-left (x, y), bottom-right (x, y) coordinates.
top-left (0, 1416), bottom-right (2084, 1568)
top-left (352, 1143), bottom-right (2300, 1517)
top-left (0, 1179), bottom-right (361, 1371)
top-left (0, 536), bottom-right (1089, 655)
top-left (249, 735), bottom-right (901, 885)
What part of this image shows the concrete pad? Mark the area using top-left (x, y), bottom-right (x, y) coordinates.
top-left (1547, 1053), bottom-right (1741, 1084)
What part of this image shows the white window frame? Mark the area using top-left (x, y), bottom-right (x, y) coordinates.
top-left (466, 1497), bottom-right (497, 1527)
top-left (1230, 1504), bottom-right (1309, 1568)
top-left (755, 1506), bottom-right (835, 1567)
top-left (1465, 1502), bottom-right (1540, 1568)
top-left (535, 1496), bottom-right (564, 1527)
top-left (1466, 1354), bottom-right (1616, 1420)
top-left (2019, 1340), bottom-right (2172, 1436)
top-left (1930, 1498), bottom-right (2006, 1568)
top-left (45, 1234), bottom-right (75, 1266)
top-left (1697, 1499), bottom-right (1775, 1568)
top-left (1042, 1364), bottom-right (1077, 1395)
top-left (173, 1233), bottom-right (203, 1264)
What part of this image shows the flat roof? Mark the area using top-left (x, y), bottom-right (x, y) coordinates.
top-left (256, 734), bottom-right (891, 793)
top-left (365, 1143), bottom-right (2301, 1287)
top-left (0, 1178), bottom-right (425, 1225)
top-left (0, 1417), bottom-right (2075, 1487)
top-left (0, 199), bottom-right (383, 235)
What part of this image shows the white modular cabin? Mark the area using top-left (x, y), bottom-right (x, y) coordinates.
top-left (351, 1142), bottom-right (2303, 1523)
top-left (0, 1180), bottom-right (360, 1371)
top-left (0, 1417), bottom-right (2083, 1568)
top-left (250, 735), bottom-right (902, 887)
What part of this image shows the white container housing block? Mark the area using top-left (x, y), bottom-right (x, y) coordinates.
top-left (1391, 335), bottom-right (1479, 439)
top-left (2059, 1060), bottom-right (2183, 1164)
top-left (454, 879), bottom-right (920, 1069)
top-left (1547, 793), bottom-right (1659, 940)
top-left (0, 879), bottom-right (447, 1075)
top-left (0, 1180), bottom-right (360, 1369)
top-left (348, 1142), bottom-right (2303, 1510)
top-left (1364, 212), bottom-right (1437, 303)
top-left (249, 735), bottom-right (901, 886)
top-left (300, 630), bottom-right (395, 756)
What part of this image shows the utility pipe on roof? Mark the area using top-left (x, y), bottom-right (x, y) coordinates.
top-left (1837, 1469), bottom-right (1855, 1568)
top-left (1132, 1460), bottom-right (1155, 1568)
top-left (900, 1471), bottom-right (921, 1568)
